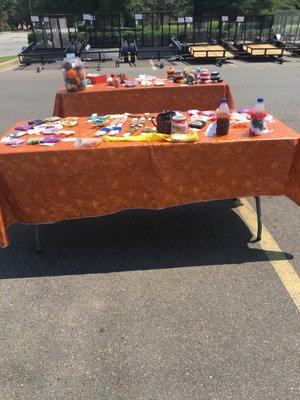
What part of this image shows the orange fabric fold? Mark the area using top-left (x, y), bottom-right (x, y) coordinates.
top-left (53, 81), bottom-right (235, 117)
top-left (0, 117), bottom-right (299, 247)
top-left (284, 140), bottom-right (300, 205)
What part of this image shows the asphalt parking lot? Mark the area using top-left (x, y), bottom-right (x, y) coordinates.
top-left (0, 57), bottom-right (299, 400)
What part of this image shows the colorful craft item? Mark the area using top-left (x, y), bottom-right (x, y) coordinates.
top-left (56, 130), bottom-right (75, 137)
top-left (137, 74), bottom-right (156, 86)
top-left (185, 72), bottom-right (196, 85)
top-left (167, 66), bottom-right (175, 79)
top-left (92, 116), bottom-right (108, 127)
top-left (125, 80), bottom-right (136, 87)
top-left (109, 123), bottom-right (123, 136)
top-left (202, 111), bottom-right (216, 118)
top-left (5, 138), bottom-right (25, 146)
top-left (15, 124), bottom-right (31, 131)
top-left (67, 69), bottom-right (77, 79)
top-left (188, 110), bottom-right (200, 116)
top-left (173, 70), bottom-right (184, 83)
top-left (61, 117), bottom-right (78, 127)
top-left (9, 131), bottom-right (26, 138)
top-left (118, 73), bottom-right (128, 84)
top-left (27, 138), bottom-right (41, 145)
top-left (106, 75), bottom-right (114, 86)
top-left (87, 113), bottom-right (98, 122)
top-left (46, 116), bottom-right (61, 122)
top-left (40, 127), bottom-right (59, 135)
top-left (95, 126), bottom-right (112, 136)
top-left (28, 119), bottom-right (45, 126)
top-left (153, 79), bottom-right (165, 86)
top-left (200, 69), bottom-right (210, 83)
top-left (42, 136), bottom-right (61, 144)
top-left (210, 71), bottom-right (221, 82)
top-left (114, 77), bottom-right (121, 88)
top-left (106, 74), bottom-right (122, 87)
top-left (140, 76), bottom-right (153, 86)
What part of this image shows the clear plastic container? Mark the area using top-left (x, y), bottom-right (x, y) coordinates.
top-left (216, 97), bottom-right (230, 135)
top-left (62, 57), bottom-right (86, 92)
top-left (171, 115), bottom-right (188, 135)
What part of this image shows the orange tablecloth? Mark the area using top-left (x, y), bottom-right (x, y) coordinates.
top-left (53, 81), bottom-right (235, 117)
top-left (0, 117), bottom-right (299, 247)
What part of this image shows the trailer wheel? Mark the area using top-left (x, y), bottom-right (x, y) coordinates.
top-left (216, 60), bottom-right (223, 67)
top-left (278, 57), bottom-right (284, 64)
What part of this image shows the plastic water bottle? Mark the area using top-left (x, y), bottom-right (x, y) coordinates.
top-left (250, 98), bottom-right (266, 135)
top-left (216, 97), bottom-right (230, 135)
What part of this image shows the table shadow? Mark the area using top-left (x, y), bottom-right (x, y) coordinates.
top-left (0, 200), bottom-right (293, 279)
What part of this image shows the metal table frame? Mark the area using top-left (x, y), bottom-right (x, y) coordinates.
top-left (33, 196), bottom-right (263, 253)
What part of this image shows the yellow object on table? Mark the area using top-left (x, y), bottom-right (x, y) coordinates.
top-left (103, 131), bottom-right (198, 143)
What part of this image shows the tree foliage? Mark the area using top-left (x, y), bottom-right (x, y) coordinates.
top-left (0, 0), bottom-right (299, 29)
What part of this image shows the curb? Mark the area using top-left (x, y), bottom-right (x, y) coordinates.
top-left (0, 58), bottom-right (20, 72)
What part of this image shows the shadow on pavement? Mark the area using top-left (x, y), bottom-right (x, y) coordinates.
top-left (0, 200), bottom-right (293, 279)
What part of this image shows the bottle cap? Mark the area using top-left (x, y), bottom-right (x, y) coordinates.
top-left (257, 97), bottom-right (264, 102)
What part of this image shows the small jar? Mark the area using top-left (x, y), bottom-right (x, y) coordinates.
top-left (167, 66), bottom-right (175, 80)
top-left (200, 69), bottom-right (210, 83)
top-left (171, 115), bottom-right (188, 135)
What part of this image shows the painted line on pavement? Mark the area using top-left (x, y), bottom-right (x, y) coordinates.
top-left (238, 197), bottom-right (300, 311)
top-left (149, 59), bottom-right (157, 70)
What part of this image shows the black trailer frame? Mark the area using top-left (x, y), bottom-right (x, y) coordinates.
top-left (30, 14), bottom-right (77, 50)
top-left (223, 15), bottom-right (274, 48)
top-left (133, 11), bottom-right (173, 47)
top-left (83, 12), bottom-right (122, 48)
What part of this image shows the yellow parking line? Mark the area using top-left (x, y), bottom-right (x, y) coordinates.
top-left (238, 197), bottom-right (300, 311)
top-left (149, 59), bottom-right (157, 70)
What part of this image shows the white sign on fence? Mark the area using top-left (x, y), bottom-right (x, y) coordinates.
top-left (178, 17), bottom-right (185, 23)
top-left (83, 14), bottom-right (94, 21)
top-left (222, 16), bottom-right (229, 22)
top-left (135, 14), bottom-right (143, 20)
top-left (185, 17), bottom-right (193, 23)
top-left (43, 17), bottom-right (49, 22)
top-left (30, 16), bottom-right (39, 22)
top-left (237, 16), bottom-right (245, 22)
